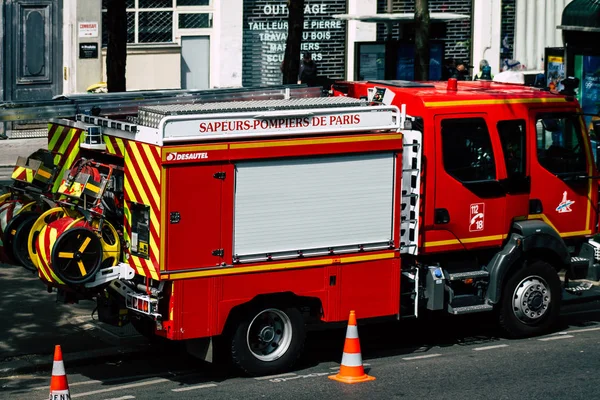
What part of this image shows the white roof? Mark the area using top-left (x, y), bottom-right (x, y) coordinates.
top-left (333, 12), bottom-right (470, 23)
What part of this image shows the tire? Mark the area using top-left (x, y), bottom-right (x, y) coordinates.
top-left (3, 211), bottom-right (38, 265)
top-left (498, 260), bottom-right (561, 338)
top-left (231, 305), bottom-right (306, 376)
top-left (11, 214), bottom-right (39, 272)
top-left (130, 314), bottom-right (157, 339)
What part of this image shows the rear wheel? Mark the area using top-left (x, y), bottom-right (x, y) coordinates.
top-left (499, 260), bottom-right (561, 338)
top-left (12, 214), bottom-right (39, 272)
top-left (231, 305), bottom-right (305, 376)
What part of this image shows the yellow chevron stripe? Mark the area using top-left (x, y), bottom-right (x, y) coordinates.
top-left (36, 225), bottom-right (53, 283)
top-left (125, 162), bottom-right (160, 238)
top-left (48, 125), bottom-right (65, 151)
top-left (142, 144), bottom-right (160, 184)
top-left (116, 138), bottom-right (125, 155)
top-left (125, 145), bottom-right (160, 277)
top-left (53, 130), bottom-right (80, 193)
top-left (148, 264), bottom-right (159, 280)
top-left (25, 168), bottom-right (34, 182)
top-left (129, 144), bottom-right (160, 208)
top-left (11, 167), bottom-right (25, 180)
top-left (123, 181), bottom-right (159, 273)
top-left (104, 135), bottom-right (116, 154)
top-left (48, 227), bottom-right (65, 285)
top-left (56, 129), bottom-right (73, 154)
top-left (130, 255), bottom-right (143, 274)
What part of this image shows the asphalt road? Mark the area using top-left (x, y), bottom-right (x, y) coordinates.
top-left (2, 300), bottom-right (599, 400)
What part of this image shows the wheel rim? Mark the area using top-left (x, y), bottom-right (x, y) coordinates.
top-left (512, 275), bottom-right (551, 324)
top-left (246, 308), bottom-right (293, 362)
top-left (51, 227), bottom-right (102, 284)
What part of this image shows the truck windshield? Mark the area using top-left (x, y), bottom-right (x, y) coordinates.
top-left (535, 113), bottom-right (587, 176)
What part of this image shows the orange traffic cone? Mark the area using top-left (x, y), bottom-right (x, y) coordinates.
top-left (329, 310), bottom-right (375, 384)
top-left (48, 345), bottom-right (70, 398)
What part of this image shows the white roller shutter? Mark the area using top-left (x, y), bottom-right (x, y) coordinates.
top-left (233, 153), bottom-right (395, 260)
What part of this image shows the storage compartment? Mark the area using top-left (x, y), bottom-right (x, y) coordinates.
top-left (233, 153), bottom-right (396, 262)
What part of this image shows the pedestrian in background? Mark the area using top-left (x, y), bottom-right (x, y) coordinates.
top-left (298, 52), bottom-right (318, 87)
top-left (493, 59), bottom-right (525, 84)
top-left (441, 58), bottom-right (457, 80)
top-left (455, 61), bottom-right (471, 81)
top-left (473, 59), bottom-right (493, 80)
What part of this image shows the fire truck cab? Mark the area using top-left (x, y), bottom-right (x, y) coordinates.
top-left (335, 79), bottom-right (600, 332)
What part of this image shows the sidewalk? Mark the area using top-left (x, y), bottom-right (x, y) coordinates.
top-left (0, 137), bottom-right (47, 166)
top-left (0, 263), bottom-right (147, 378)
top-left (0, 138), bottom-right (47, 181)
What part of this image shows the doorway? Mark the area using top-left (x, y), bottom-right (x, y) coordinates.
top-left (181, 36), bottom-right (210, 90)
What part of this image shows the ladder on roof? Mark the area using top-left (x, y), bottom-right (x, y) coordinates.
top-left (0, 85), bottom-right (322, 124)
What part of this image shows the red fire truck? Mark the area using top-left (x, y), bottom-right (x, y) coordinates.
top-left (2, 80), bottom-right (599, 376)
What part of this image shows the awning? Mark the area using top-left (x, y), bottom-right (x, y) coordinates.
top-left (332, 12), bottom-right (470, 23)
top-left (558, 0), bottom-right (600, 33)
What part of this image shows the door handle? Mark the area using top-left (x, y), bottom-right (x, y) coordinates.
top-left (435, 208), bottom-right (450, 224)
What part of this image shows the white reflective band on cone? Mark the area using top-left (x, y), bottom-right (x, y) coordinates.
top-left (52, 361), bottom-right (66, 376)
top-left (345, 325), bottom-right (359, 339)
top-left (49, 389), bottom-right (70, 399)
top-left (340, 351), bottom-right (363, 367)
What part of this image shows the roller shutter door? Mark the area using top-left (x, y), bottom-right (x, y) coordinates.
top-left (233, 152), bottom-right (395, 260)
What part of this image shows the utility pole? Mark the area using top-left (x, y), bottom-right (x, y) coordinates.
top-left (414, 0), bottom-right (430, 81)
top-left (282, 0), bottom-right (305, 85)
top-left (106, 0), bottom-right (127, 92)
top-left (386, 0), bottom-right (394, 41)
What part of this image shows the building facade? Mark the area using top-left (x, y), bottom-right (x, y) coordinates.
top-left (0, 0), bottom-right (576, 100)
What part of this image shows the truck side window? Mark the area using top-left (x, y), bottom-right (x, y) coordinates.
top-left (442, 118), bottom-right (496, 182)
top-left (498, 120), bottom-right (526, 178)
top-left (536, 113), bottom-right (586, 175)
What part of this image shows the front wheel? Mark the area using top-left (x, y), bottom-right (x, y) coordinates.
top-left (231, 305), bottom-right (305, 376)
top-left (498, 260), bottom-right (561, 338)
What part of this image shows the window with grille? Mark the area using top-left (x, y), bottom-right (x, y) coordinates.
top-left (101, 0), bottom-right (212, 46)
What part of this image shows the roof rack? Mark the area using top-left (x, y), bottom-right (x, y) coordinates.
top-left (0, 85), bottom-right (322, 124)
top-left (77, 97), bottom-right (402, 146)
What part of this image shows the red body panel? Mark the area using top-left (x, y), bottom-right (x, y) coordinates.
top-left (161, 255), bottom-right (400, 339)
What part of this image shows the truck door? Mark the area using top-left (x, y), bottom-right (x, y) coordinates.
top-left (529, 111), bottom-right (596, 236)
top-left (431, 115), bottom-right (507, 250)
top-left (497, 119), bottom-right (530, 227)
top-left (165, 163), bottom-right (228, 270)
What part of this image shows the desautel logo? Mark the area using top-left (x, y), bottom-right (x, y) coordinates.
top-left (166, 152), bottom-right (208, 161)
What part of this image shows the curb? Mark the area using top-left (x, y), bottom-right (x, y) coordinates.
top-left (0, 344), bottom-right (151, 378)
